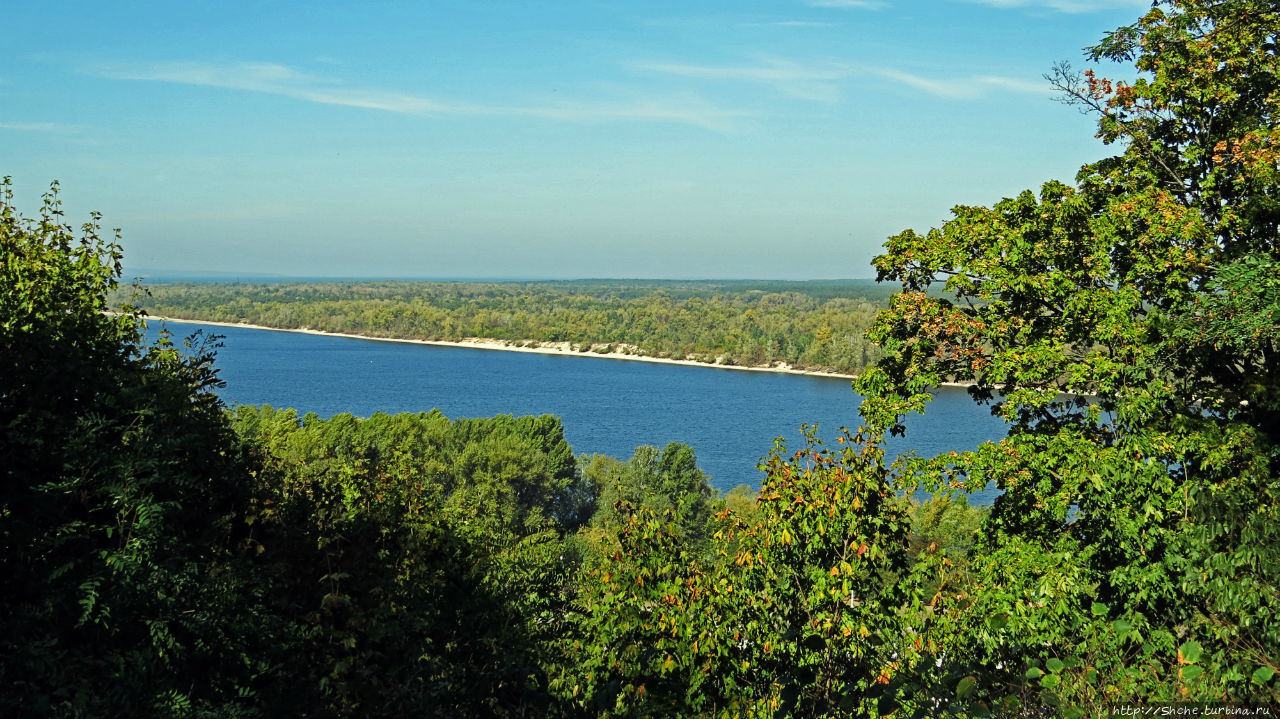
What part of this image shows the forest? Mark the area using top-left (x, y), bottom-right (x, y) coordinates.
top-left (123, 278), bottom-right (893, 375)
top-left (3, 1), bottom-right (1278, 716)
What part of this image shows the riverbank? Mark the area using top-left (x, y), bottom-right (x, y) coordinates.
top-left (142, 315), bottom-right (861, 380)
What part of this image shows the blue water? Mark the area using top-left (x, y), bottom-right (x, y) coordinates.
top-left (150, 320), bottom-right (1008, 498)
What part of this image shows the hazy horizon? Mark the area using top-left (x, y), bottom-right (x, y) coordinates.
top-left (5, 0), bottom-right (1147, 280)
top-left (124, 267), bottom-right (885, 283)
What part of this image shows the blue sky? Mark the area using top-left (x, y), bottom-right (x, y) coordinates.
top-left (2, 0), bottom-right (1148, 279)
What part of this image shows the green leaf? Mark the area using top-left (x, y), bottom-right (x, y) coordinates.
top-left (1178, 640), bottom-right (1202, 664)
top-left (988, 614), bottom-right (1008, 631)
top-left (1253, 666), bottom-right (1275, 684)
top-left (1025, 667), bottom-right (1043, 680)
top-left (1180, 666), bottom-right (1203, 681)
top-left (1040, 674), bottom-right (1061, 689)
top-left (1045, 658), bottom-right (1065, 673)
top-left (1091, 602), bottom-right (1108, 616)
top-left (956, 675), bottom-right (977, 699)
top-left (1111, 619), bottom-right (1132, 634)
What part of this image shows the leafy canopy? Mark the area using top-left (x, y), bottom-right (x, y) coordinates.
top-left (1, 176), bottom-right (260, 716)
top-left (857, 0), bottom-right (1280, 710)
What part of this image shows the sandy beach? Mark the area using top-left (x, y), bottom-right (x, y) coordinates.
top-left (142, 315), bottom-right (861, 380)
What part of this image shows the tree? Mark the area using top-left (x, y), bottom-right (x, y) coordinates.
top-left (858, 0), bottom-right (1279, 710)
top-left (582, 442), bottom-right (714, 543)
top-left (566, 428), bottom-right (918, 717)
top-left (1, 177), bottom-right (262, 716)
top-left (228, 406), bottom-right (584, 717)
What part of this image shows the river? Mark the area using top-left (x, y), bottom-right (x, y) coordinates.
top-left (150, 319), bottom-right (1008, 499)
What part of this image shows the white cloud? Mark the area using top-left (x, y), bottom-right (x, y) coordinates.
top-left (870, 68), bottom-right (973, 98)
top-left (806, 0), bottom-right (887, 8)
top-left (638, 57), bottom-right (1048, 102)
top-left (740, 20), bottom-right (837, 27)
top-left (92, 61), bottom-right (747, 132)
top-left (0, 121), bottom-right (84, 132)
top-left (964, 0), bottom-right (1147, 13)
top-left (96, 61), bottom-right (478, 114)
top-left (636, 57), bottom-right (856, 103)
top-left (869, 68), bottom-right (1050, 98)
top-left (517, 95), bottom-right (749, 131)
top-left (973, 74), bottom-right (1051, 94)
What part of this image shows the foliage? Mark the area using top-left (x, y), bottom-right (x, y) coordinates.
top-left (1, 176), bottom-right (619, 716)
top-left (121, 278), bottom-right (889, 374)
top-left (581, 442), bottom-right (715, 544)
top-left (858, 0), bottom-right (1280, 711)
top-left (229, 406), bottom-right (582, 716)
top-left (907, 493), bottom-right (988, 595)
top-left (1, 176), bottom-right (261, 716)
top-left (9, 1), bottom-right (1280, 714)
top-left (566, 428), bottom-right (922, 717)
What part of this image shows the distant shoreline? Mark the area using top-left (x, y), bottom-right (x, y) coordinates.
top-left (143, 315), bottom-right (863, 380)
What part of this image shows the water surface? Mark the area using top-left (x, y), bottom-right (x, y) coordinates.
top-left (152, 320), bottom-right (1007, 498)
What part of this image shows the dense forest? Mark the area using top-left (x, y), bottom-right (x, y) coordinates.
top-left (123, 278), bottom-right (892, 374)
top-left (4, 1), bottom-right (1279, 716)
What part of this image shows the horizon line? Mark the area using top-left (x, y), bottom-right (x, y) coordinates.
top-left (124, 268), bottom-right (882, 284)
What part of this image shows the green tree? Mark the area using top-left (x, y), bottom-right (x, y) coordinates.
top-left (1, 177), bottom-right (262, 716)
top-left (125, 278), bottom-right (889, 374)
top-left (582, 442), bottom-right (714, 543)
top-left (567, 428), bottom-right (918, 717)
top-left (859, 0), bottom-right (1280, 710)
top-left (228, 406), bottom-right (585, 717)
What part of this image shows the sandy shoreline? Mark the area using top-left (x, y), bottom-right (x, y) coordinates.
top-left (143, 315), bottom-right (862, 380)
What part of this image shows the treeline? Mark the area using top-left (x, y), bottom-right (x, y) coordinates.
top-left (123, 279), bottom-right (889, 373)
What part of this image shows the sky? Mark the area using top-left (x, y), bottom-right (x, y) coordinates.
top-left (2, 0), bottom-right (1150, 280)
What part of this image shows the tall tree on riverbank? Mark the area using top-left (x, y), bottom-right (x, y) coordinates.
top-left (859, 0), bottom-right (1279, 710)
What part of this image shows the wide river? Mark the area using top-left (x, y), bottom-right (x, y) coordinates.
top-left (152, 320), bottom-right (1008, 499)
